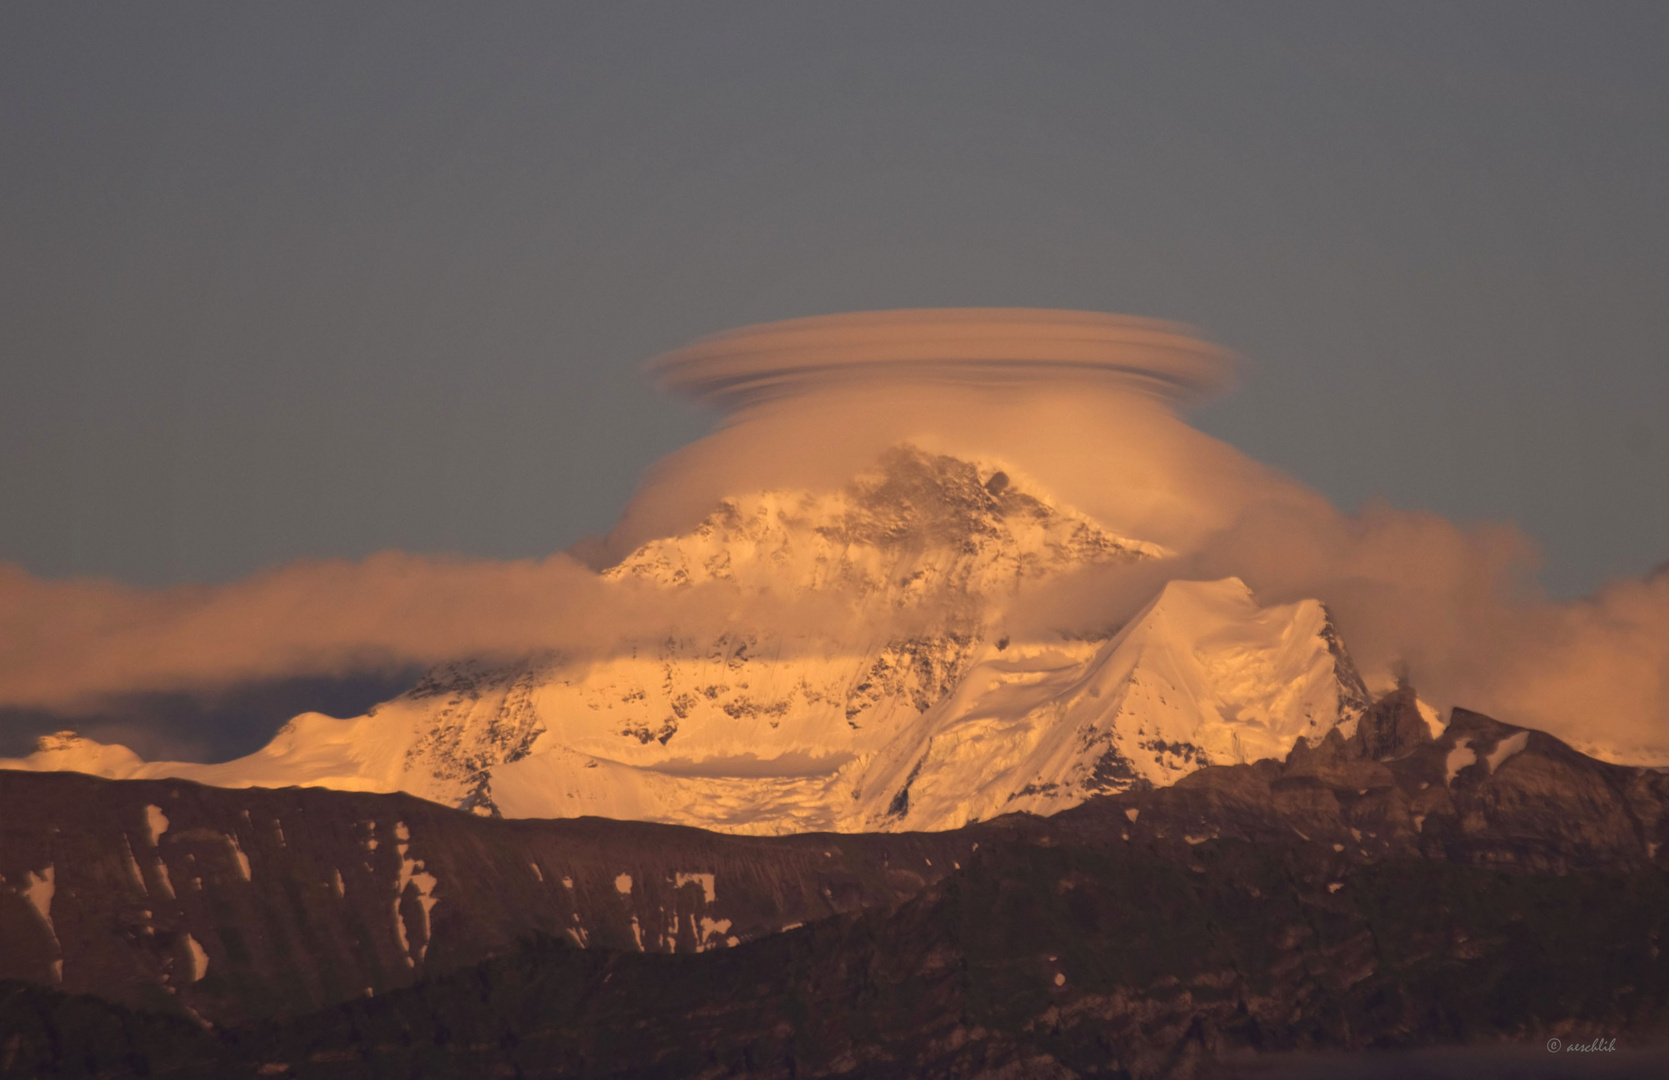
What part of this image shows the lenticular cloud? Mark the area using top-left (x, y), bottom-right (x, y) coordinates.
top-left (605, 309), bottom-right (1321, 565)
top-left (652, 308), bottom-right (1236, 409)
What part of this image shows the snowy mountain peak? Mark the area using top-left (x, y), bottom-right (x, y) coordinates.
top-left (1146, 573), bottom-right (1255, 612)
top-left (838, 577), bottom-right (1373, 832)
top-left (1, 451), bottom-right (1372, 838)
top-left (605, 445), bottom-right (1167, 602)
top-left (1130, 578), bottom-right (1369, 730)
top-left (4, 731), bottom-right (145, 778)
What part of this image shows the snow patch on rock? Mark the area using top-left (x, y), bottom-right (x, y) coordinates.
top-left (1485, 731), bottom-right (1530, 774)
top-left (697, 916), bottom-right (733, 951)
top-left (11, 866), bottom-right (60, 981)
top-left (182, 933), bottom-right (209, 982)
top-left (145, 805), bottom-right (169, 847)
top-left (674, 872), bottom-right (716, 903)
top-left (1445, 740), bottom-right (1478, 785)
top-left (226, 835), bottom-right (250, 881)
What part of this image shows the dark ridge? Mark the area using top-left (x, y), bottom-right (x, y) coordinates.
top-left (5, 844), bottom-right (1667, 1078)
top-left (4, 690), bottom-right (1668, 1076)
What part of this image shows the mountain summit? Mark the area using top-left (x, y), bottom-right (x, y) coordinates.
top-left (3, 447), bottom-right (1371, 834)
top-left (606, 445), bottom-right (1167, 598)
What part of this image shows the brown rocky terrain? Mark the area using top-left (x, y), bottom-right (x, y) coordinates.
top-left (0, 772), bottom-right (974, 1026)
top-left (2, 688), bottom-right (1667, 1077)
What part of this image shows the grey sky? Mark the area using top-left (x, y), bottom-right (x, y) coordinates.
top-left (3, 2), bottom-right (1665, 597)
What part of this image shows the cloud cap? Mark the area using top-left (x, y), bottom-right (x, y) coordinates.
top-left (653, 308), bottom-right (1236, 411)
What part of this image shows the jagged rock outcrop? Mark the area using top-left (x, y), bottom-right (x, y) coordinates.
top-left (1348, 678), bottom-right (1435, 761)
top-left (1111, 704), bottom-right (1669, 876)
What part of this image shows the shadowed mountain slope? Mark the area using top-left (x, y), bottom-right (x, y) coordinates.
top-left (2, 693), bottom-right (1667, 1077)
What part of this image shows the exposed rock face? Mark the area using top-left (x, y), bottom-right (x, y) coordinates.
top-left (398, 663), bottom-right (548, 787)
top-left (1120, 705), bottom-right (1669, 877)
top-left (0, 770), bottom-right (972, 1027)
top-left (1348, 679), bottom-right (1434, 761)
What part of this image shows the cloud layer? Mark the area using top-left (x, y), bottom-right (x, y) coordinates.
top-left (2, 309), bottom-right (1664, 763)
top-left (653, 308), bottom-right (1236, 410)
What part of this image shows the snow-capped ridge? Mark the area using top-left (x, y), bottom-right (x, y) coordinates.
top-left (836, 577), bottom-right (1372, 831)
top-left (0, 731), bottom-right (145, 780)
top-left (605, 445), bottom-right (1168, 602)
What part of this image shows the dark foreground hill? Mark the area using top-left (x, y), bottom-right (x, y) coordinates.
top-left (3, 690), bottom-right (1668, 1078)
